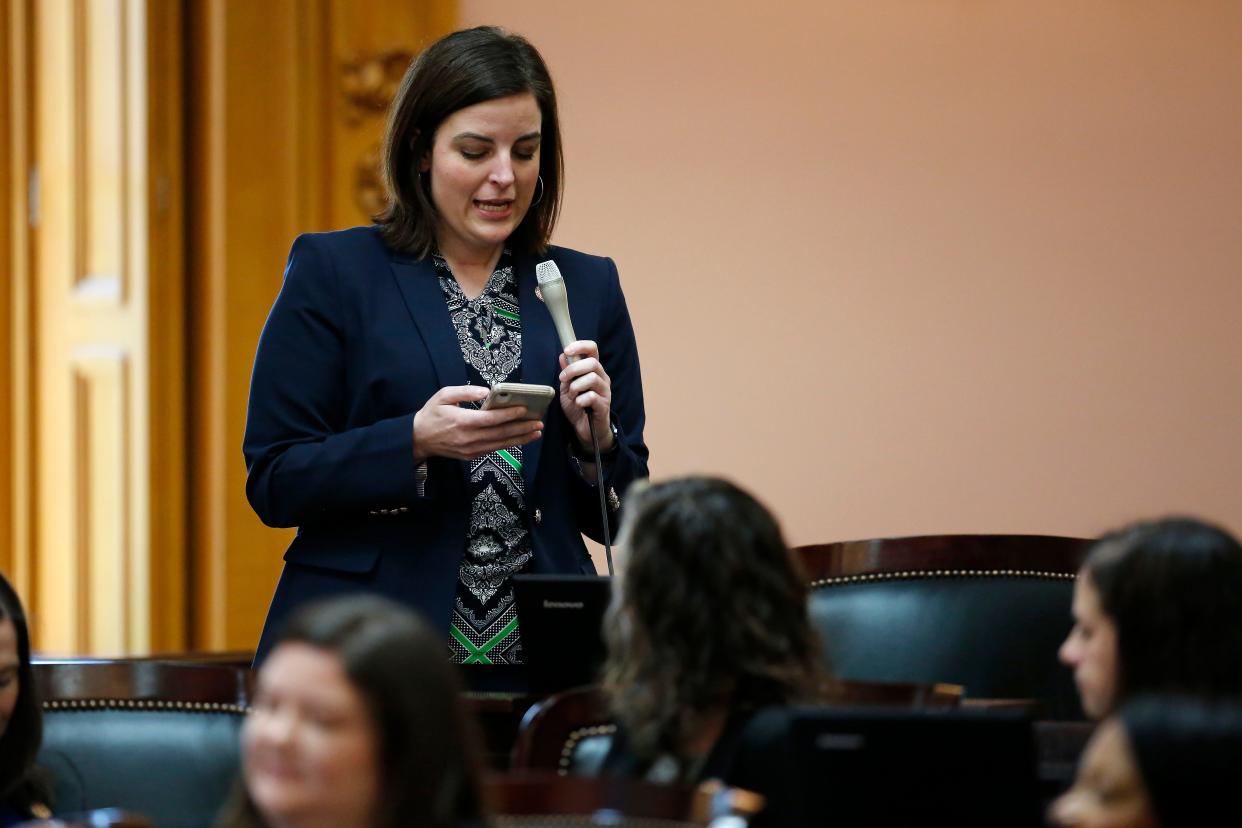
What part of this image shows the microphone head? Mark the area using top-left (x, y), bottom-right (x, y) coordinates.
top-left (535, 260), bottom-right (564, 286)
top-left (535, 259), bottom-right (577, 355)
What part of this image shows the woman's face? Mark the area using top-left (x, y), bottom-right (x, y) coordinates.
top-left (422, 92), bottom-right (542, 261)
top-left (1060, 570), bottom-right (1120, 718)
top-left (243, 642), bottom-right (380, 828)
top-left (0, 617), bottom-right (19, 741)
top-left (1048, 718), bottom-right (1159, 828)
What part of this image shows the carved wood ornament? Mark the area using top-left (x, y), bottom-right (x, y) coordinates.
top-left (341, 50), bottom-right (413, 216)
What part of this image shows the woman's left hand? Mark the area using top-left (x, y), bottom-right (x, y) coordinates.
top-left (558, 340), bottom-right (615, 454)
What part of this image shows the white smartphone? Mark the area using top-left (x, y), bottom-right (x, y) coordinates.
top-left (480, 382), bottom-right (556, 420)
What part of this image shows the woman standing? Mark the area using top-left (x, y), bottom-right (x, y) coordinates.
top-left (243, 26), bottom-right (648, 666)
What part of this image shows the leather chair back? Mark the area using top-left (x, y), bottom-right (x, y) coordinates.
top-left (33, 659), bottom-right (252, 828)
top-left (511, 685), bottom-right (614, 775)
top-left (797, 534), bottom-right (1090, 719)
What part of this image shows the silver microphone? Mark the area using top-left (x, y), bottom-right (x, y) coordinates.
top-left (536, 258), bottom-right (615, 574)
top-left (535, 260), bottom-right (579, 363)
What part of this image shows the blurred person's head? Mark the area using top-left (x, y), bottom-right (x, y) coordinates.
top-left (1058, 517), bottom-right (1242, 718)
top-left (220, 595), bottom-right (488, 828)
top-left (1049, 696), bottom-right (1242, 828)
top-left (377, 26), bottom-right (562, 259)
top-left (0, 573), bottom-right (48, 812)
top-left (603, 476), bottom-right (826, 762)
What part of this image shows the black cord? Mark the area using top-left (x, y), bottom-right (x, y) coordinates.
top-left (585, 411), bottom-right (614, 576)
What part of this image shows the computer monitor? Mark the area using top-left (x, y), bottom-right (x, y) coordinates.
top-left (790, 706), bottom-right (1042, 827)
top-left (511, 574), bottom-right (612, 696)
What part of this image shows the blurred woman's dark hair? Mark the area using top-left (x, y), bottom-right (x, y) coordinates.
top-left (218, 594), bottom-right (490, 828)
top-left (377, 25), bottom-right (563, 258)
top-left (1120, 695), bottom-right (1242, 828)
top-left (603, 476), bottom-right (827, 763)
top-left (1084, 516), bottom-right (1242, 704)
top-left (0, 572), bottom-right (51, 813)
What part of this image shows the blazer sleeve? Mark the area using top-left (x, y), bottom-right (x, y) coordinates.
top-left (243, 234), bottom-right (428, 528)
top-left (569, 256), bottom-right (650, 542)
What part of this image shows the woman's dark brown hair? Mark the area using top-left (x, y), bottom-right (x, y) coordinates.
top-left (216, 595), bottom-right (490, 828)
top-left (0, 572), bottom-right (51, 813)
top-left (1120, 695), bottom-right (1242, 828)
top-left (603, 476), bottom-right (826, 762)
top-left (1084, 517), bottom-right (1242, 707)
top-left (377, 26), bottom-right (563, 258)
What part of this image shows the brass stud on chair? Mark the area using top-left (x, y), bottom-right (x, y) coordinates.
top-left (811, 568), bottom-right (1076, 589)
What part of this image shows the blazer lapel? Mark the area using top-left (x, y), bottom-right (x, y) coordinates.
top-left (389, 255), bottom-right (468, 390)
top-left (516, 253), bottom-right (561, 493)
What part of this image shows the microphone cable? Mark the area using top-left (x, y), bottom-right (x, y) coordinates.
top-left (585, 410), bottom-right (614, 576)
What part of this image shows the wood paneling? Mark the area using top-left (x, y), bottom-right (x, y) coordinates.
top-left (8, 0), bottom-right (452, 652)
top-left (32, 0), bottom-right (77, 650)
top-left (187, 0), bottom-right (309, 654)
top-left (186, 0), bottom-right (455, 650)
top-left (144, 0), bottom-right (186, 655)
top-left (75, 0), bottom-right (126, 298)
top-left (1, 0), bottom-right (14, 582)
top-left (3, 0), bottom-right (35, 607)
top-left (72, 349), bottom-right (130, 651)
top-left (24, 0), bottom-right (184, 654)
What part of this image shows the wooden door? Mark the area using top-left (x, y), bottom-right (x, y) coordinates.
top-left (21, 0), bottom-right (184, 654)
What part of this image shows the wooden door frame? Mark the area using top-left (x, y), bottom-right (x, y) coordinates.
top-left (2, 0), bottom-right (36, 606)
top-left (145, 0), bottom-right (189, 653)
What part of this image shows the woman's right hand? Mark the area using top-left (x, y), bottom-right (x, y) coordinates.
top-left (412, 385), bottom-right (543, 462)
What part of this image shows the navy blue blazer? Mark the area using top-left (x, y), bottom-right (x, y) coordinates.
top-left (243, 226), bottom-right (649, 660)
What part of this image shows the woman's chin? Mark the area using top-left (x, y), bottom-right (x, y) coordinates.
top-left (251, 780), bottom-right (311, 823)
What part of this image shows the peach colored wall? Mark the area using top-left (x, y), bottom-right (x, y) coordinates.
top-left (461, 1), bottom-right (1242, 545)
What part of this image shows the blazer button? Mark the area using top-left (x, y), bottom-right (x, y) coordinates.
top-left (533, 508), bottom-right (543, 525)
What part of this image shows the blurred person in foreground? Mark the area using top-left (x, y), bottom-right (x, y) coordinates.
top-left (600, 476), bottom-right (827, 826)
top-left (1049, 695), bottom-right (1242, 828)
top-left (0, 573), bottom-right (51, 826)
top-left (1059, 517), bottom-right (1242, 719)
top-left (244, 25), bottom-right (648, 668)
top-left (215, 595), bottom-right (489, 828)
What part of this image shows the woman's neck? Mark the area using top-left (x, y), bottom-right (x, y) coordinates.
top-left (682, 702), bottom-right (731, 759)
top-left (267, 810), bottom-right (377, 828)
top-left (437, 239), bottom-right (504, 300)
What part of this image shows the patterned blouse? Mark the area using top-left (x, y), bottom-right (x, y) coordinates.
top-left (435, 251), bottom-right (532, 665)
